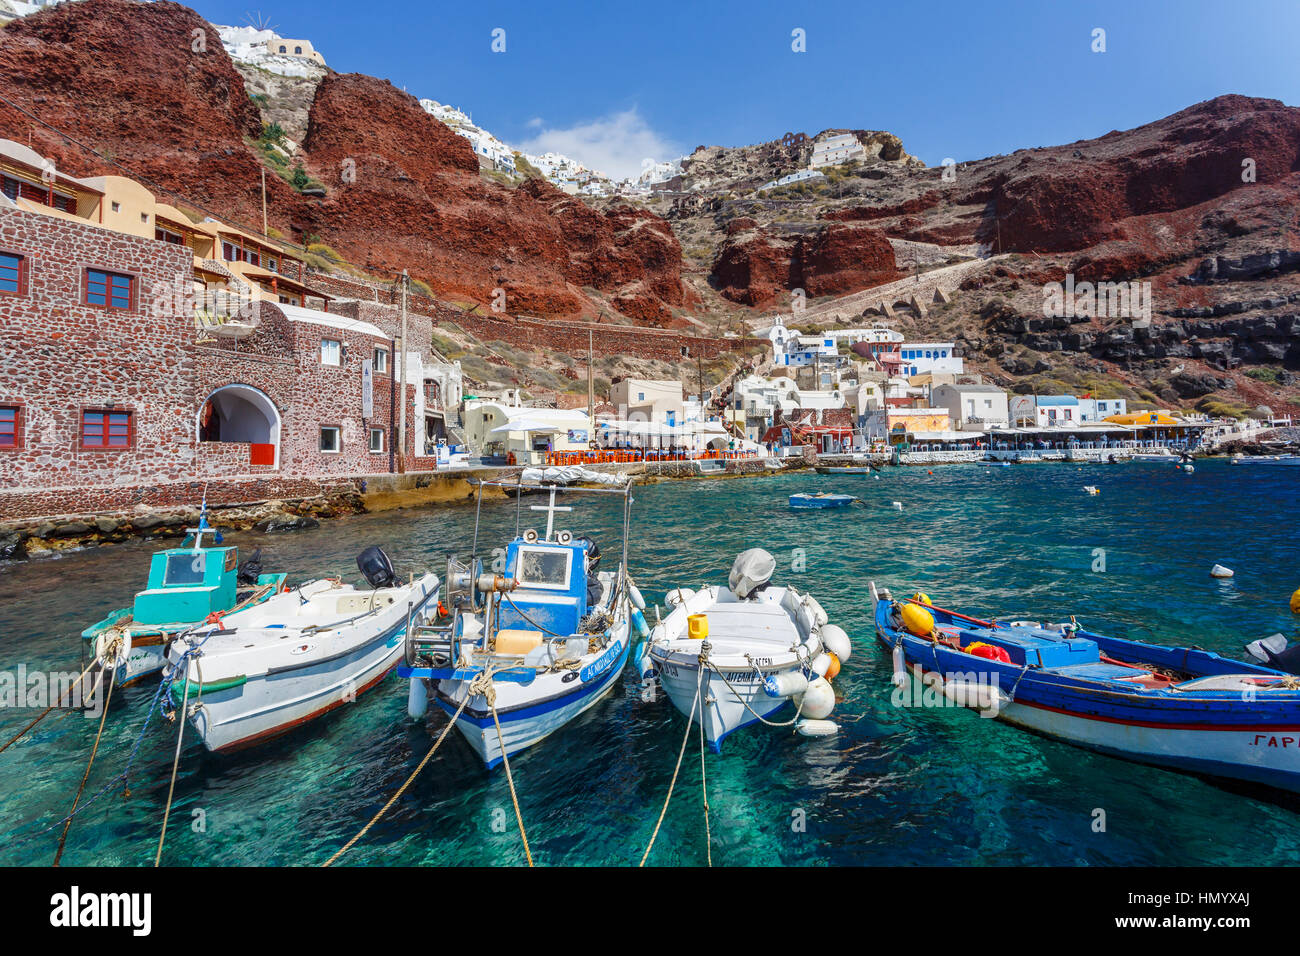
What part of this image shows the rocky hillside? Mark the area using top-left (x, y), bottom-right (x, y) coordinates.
top-left (0, 0), bottom-right (686, 323)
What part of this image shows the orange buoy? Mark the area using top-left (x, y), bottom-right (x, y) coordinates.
top-left (823, 651), bottom-right (841, 681)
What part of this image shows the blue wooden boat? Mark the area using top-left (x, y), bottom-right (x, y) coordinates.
top-left (81, 509), bottom-right (287, 689)
top-left (789, 492), bottom-right (858, 509)
top-left (870, 582), bottom-right (1300, 793)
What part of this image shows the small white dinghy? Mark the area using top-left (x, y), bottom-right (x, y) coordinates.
top-left (164, 546), bottom-right (439, 752)
top-left (642, 549), bottom-right (850, 751)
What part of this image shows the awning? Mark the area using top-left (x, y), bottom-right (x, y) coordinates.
top-left (490, 419), bottom-right (563, 435)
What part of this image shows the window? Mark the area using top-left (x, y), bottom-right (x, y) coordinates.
top-left (155, 227), bottom-right (183, 245)
top-left (368, 427), bottom-right (385, 453)
top-left (373, 347), bottom-right (388, 373)
top-left (0, 252), bottom-right (25, 295)
top-left (265, 257), bottom-right (278, 273)
top-left (222, 241), bottom-right (239, 261)
top-left (110, 201), bottom-right (120, 213)
top-left (164, 552), bottom-right (208, 586)
top-left (279, 45), bottom-right (287, 52)
top-left (515, 546), bottom-right (572, 590)
top-left (294, 46), bottom-right (302, 54)
top-left (319, 426), bottom-right (341, 453)
top-left (321, 339), bottom-right (342, 366)
top-left (0, 405), bottom-right (20, 449)
top-left (81, 409), bottom-right (133, 449)
top-left (85, 269), bottom-right (133, 310)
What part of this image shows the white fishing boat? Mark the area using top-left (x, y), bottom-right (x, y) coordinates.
top-left (1232, 452), bottom-right (1300, 466)
top-left (400, 479), bottom-right (646, 769)
top-left (640, 549), bottom-right (850, 750)
top-left (164, 547), bottom-right (439, 752)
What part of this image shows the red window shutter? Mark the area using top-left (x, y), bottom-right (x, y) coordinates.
top-left (249, 443), bottom-right (276, 466)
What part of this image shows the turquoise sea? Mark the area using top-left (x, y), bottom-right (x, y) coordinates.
top-left (2, 460), bottom-right (1299, 866)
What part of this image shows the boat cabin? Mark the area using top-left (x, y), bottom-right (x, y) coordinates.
top-left (494, 537), bottom-right (596, 642)
top-left (132, 545), bottom-right (239, 626)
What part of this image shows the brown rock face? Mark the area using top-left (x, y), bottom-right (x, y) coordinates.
top-left (711, 222), bottom-right (901, 307)
top-left (0, 0), bottom-right (687, 322)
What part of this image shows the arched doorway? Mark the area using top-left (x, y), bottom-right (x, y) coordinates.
top-left (197, 384), bottom-right (281, 468)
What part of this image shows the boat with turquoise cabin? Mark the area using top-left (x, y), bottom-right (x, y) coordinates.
top-left (81, 509), bottom-right (286, 690)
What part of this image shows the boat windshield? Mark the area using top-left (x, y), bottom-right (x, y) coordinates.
top-left (164, 552), bottom-right (208, 586)
top-left (516, 546), bottom-right (572, 590)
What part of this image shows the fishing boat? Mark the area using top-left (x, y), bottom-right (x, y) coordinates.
top-left (640, 549), bottom-right (849, 750)
top-left (400, 479), bottom-right (644, 769)
top-left (870, 583), bottom-right (1300, 793)
top-left (81, 508), bottom-right (286, 690)
top-left (977, 460), bottom-right (1011, 468)
top-left (163, 547), bottom-right (439, 752)
top-left (1232, 453), bottom-right (1300, 466)
top-left (789, 492), bottom-right (858, 509)
top-left (815, 465), bottom-right (874, 475)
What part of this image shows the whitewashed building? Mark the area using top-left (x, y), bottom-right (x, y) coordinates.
top-left (809, 133), bottom-right (866, 169)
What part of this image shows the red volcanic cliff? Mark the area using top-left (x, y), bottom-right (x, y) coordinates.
top-left (0, 0), bottom-right (687, 322)
top-left (711, 221), bottom-right (901, 307)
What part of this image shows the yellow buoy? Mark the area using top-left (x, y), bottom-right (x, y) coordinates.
top-left (900, 602), bottom-right (935, 637)
top-left (823, 651), bottom-right (841, 681)
top-left (688, 613), bottom-right (709, 640)
top-left (912, 592), bottom-right (932, 606)
top-left (1291, 588), bottom-right (1300, 615)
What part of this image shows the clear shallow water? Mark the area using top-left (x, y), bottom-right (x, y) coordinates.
top-left (2, 460), bottom-right (1299, 867)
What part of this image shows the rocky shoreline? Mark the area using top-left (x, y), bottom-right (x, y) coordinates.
top-left (0, 492), bottom-right (366, 562)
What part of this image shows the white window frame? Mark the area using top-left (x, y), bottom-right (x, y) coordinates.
top-left (368, 427), bottom-right (385, 454)
top-left (321, 338), bottom-right (342, 366)
top-left (373, 347), bottom-right (388, 374)
top-left (319, 426), bottom-right (341, 453)
top-left (513, 545), bottom-right (573, 592)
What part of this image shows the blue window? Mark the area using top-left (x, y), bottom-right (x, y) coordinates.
top-left (0, 252), bottom-right (22, 294)
top-left (85, 268), bottom-right (132, 309)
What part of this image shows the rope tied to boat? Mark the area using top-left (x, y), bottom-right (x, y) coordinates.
top-left (52, 635), bottom-right (120, 866)
top-left (640, 660), bottom-right (703, 867)
top-left (703, 661), bottom-right (809, 729)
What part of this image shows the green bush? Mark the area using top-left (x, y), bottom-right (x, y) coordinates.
top-left (1244, 367), bottom-right (1282, 384)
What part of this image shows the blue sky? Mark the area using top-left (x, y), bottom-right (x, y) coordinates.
top-left (199, 0), bottom-right (1300, 178)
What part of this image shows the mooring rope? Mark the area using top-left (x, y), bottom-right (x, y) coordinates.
top-left (52, 638), bottom-right (119, 866)
top-left (323, 667), bottom-right (495, 867)
top-left (485, 684), bottom-right (533, 867)
top-left (697, 665), bottom-right (712, 868)
top-left (639, 658), bottom-right (703, 867)
top-left (154, 670), bottom-right (192, 867)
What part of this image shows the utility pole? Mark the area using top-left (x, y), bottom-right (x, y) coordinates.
top-left (587, 329), bottom-right (594, 423)
top-left (261, 167), bottom-right (268, 236)
top-left (398, 269), bottom-right (409, 473)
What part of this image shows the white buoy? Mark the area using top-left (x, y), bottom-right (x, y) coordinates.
top-left (665, 587), bottom-right (695, 607)
top-left (628, 583), bottom-right (646, 610)
top-left (1210, 564), bottom-right (1234, 579)
top-left (764, 670), bottom-right (809, 699)
top-left (820, 624), bottom-right (851, 662)
top-left (892, 501), bottom-right (903, 510)
top-left (1184, 464), bottom-right (1195, 473)
top-left (874, 474), bottom-right (881, 480)
top-left (891, 643), bottom-right (907, 687)
top-left (407, 677), bottom-right (428, 719)
top-left (810, 652), bottom-right (833, 679)
top-left (796, 718), bottom-right (839, 737)
top-left (802, 595), bottom-right (829, 628)
top-left (796, 677), bottom-right (835, 719)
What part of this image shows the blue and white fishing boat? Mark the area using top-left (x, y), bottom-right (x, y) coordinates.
top-left (870, 582), bottom-right (1300, 793)
top-left (400, 478), bottom-right (645, 769)
top-left (789, 492), bottom-right (858, 509)
top-left (81, 507), bottom-right (286, 690)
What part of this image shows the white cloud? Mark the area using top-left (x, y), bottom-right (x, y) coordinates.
top-left (518, 107), bottom-right (682, 181)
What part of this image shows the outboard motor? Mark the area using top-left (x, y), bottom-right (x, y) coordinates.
top-left (1246, 634), bottom-right (1300, 675)
top-left (729, 548), bottom-right (775, 600)
top-left (357, 546), bottom-right (397, 589)
top-left (237, 548), bottom-right (263, 586)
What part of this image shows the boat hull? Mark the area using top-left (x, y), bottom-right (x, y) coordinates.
top-left (183, 585), bottom-right (438, 752)
top-left (873, 600), bottom-right (1300, 792)
top-left (434, 626), bottom-right (630, 769)
top-left (652, 654), bottom-right (792, 751)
